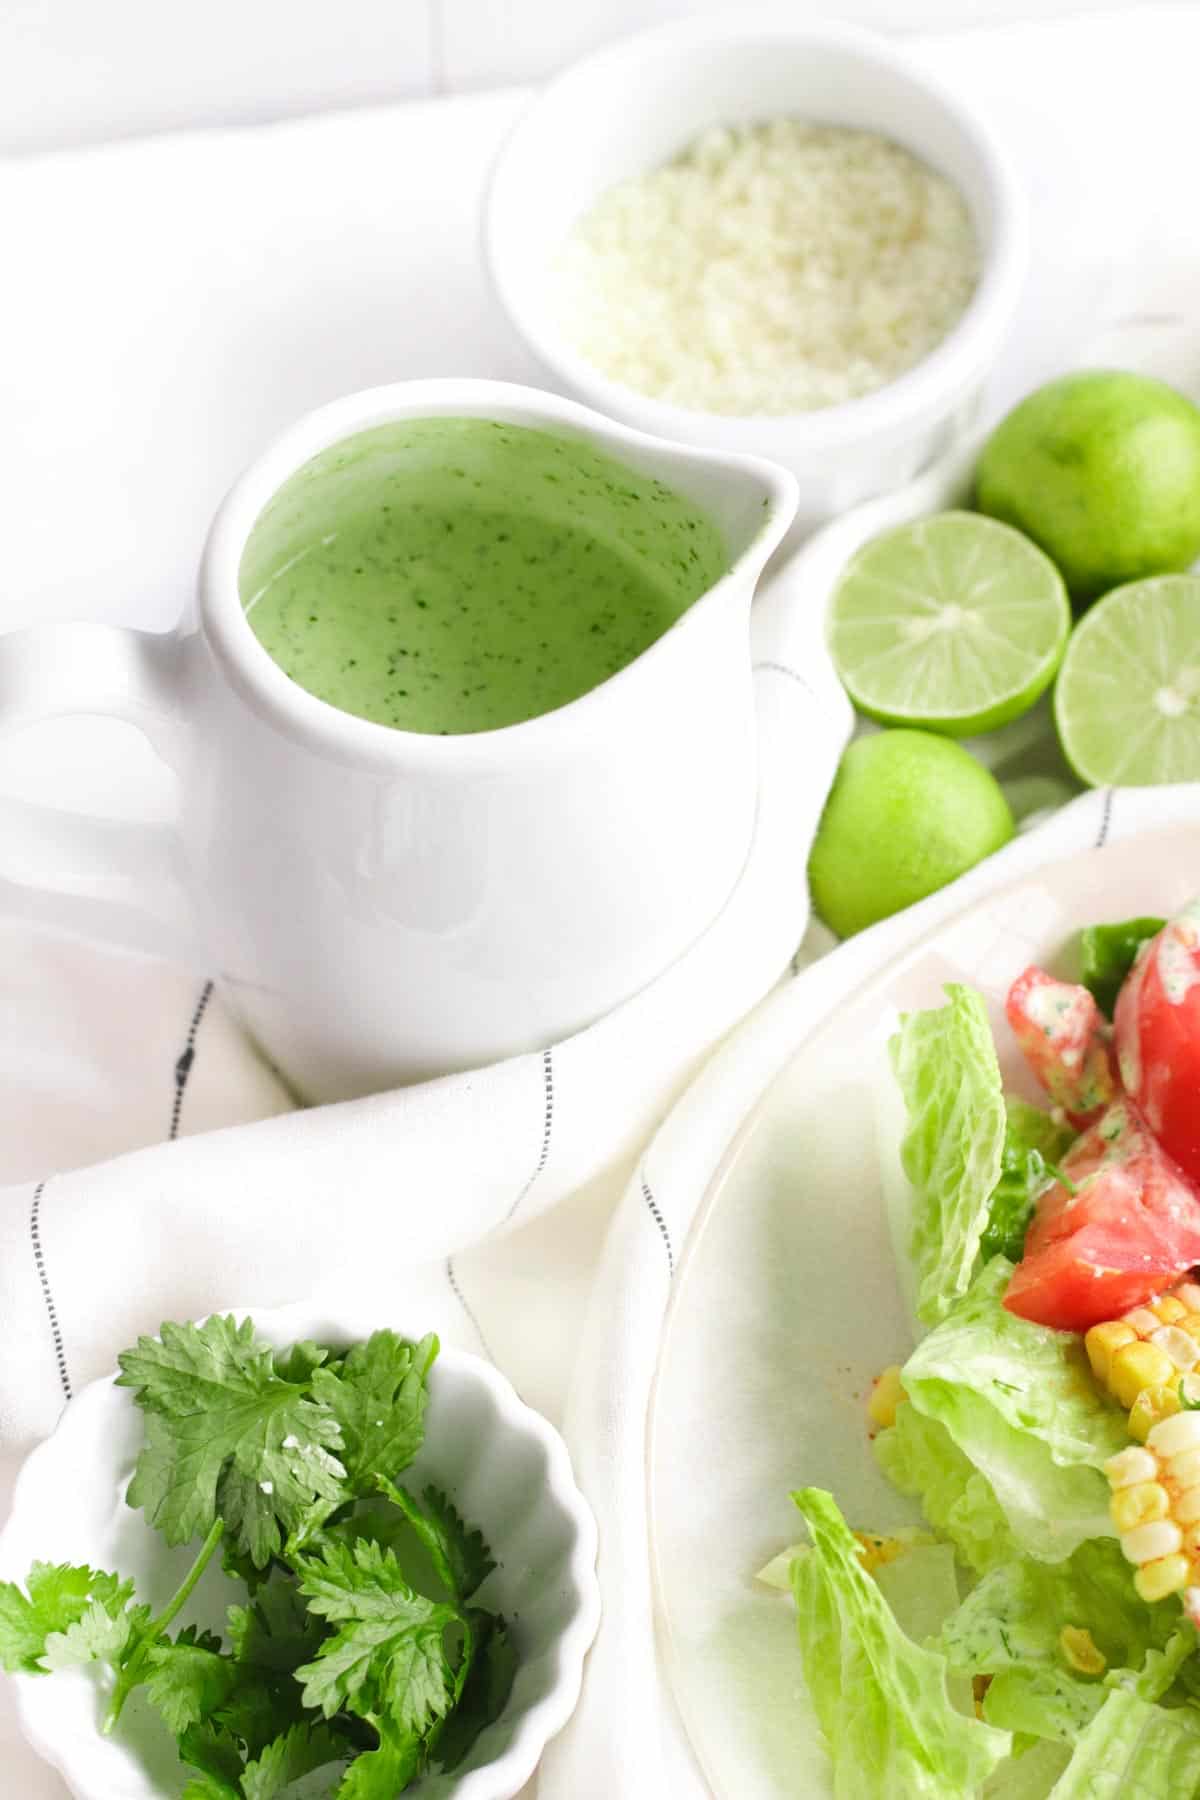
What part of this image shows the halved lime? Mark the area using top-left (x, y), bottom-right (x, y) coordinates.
top-left (828, 510), bottom-right (1071, 736)
top-left (1054, 574), bottom-right (1200, 787)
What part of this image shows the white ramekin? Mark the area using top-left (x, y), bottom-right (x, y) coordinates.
top-left (0, 1302), bottom-right (601, 1800)
top-left (485, 10), bottom-right (1029, 530)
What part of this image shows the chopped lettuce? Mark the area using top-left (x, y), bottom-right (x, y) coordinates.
top-left (875, 1402), bottom-right (1017, 1574)
top-left (937, 1540), bottom-right (1176, 1683)
top-left (895, 1260), bottom-right (1126, 1563)
top-left (936, 1541), bottom-right (1179, 1745)
top-left (888, 985), bottom-right (1008, 1325)
top-left (790, 1489), bottom-right (1010, 1798)
top-left (980, 1102), bottom-right (1077, 1266)
top-left (983, 1737), bottom-right (1072, 1799)
top-left (1046, 1688), bottom-right (1200, 1797)
top-left (1079, 917), bottom-right (1165, 1019)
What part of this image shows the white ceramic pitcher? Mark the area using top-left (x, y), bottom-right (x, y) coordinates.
top-left (0, 380), bottom-right (798, 1101)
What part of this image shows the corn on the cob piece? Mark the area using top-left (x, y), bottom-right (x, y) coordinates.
top-left (1085, 1282), bottom-right (1200, 1429)
top-left (1105, 1413), bottom-right (1200, 1608)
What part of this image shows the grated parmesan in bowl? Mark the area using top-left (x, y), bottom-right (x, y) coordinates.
top-left (552, 118), bottom-right (981, 418)
top-left (485, 12), bottom-right (1027, 520)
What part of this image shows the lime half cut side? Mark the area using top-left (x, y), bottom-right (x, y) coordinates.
top-left (828, 510), bottom-right (1071, 736)
top-left (1054, 574), bottom-right (1200, 787)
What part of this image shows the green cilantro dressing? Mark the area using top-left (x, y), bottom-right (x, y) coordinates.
top-left (239, 417), bottom-right (727, 734)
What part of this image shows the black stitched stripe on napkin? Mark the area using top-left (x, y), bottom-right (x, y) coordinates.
top-left (169, 979), bottom-right (214, 1141)
top-left (445, 1257), bottom-right (493, 1361)
top-left (1095, 787), bottom-right (1117, 850)
top-left (503, 1046), bottom-right (555, 1226)
top-left (30, 1180), bottom-right (71, 1402)
top-left (641, 1174), bottom-right (674, 1278)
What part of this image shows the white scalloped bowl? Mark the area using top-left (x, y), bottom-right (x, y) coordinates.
top-left (0, 1301), bottom-right (601, 1800)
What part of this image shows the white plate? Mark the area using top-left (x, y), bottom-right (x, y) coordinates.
top-left (649, 825), bottom-right (1200, 1800)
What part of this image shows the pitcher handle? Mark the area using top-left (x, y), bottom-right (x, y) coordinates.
top-left (751, 538), bottom-right (855, 736)
top-left (0, 623), bottom-right (196, 962)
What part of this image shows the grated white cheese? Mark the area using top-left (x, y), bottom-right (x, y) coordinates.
top-left (553, 118), bottom-right (980, 416)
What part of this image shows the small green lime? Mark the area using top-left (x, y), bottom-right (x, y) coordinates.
top-left (827, 510), bottom-right (1070, 735)
top-left (808, 730), bottom-right (1015, 937)
top-left (1054, 574), bottom-right (1200, 786)
top-left (975, 369), bottom-right (1200, 605)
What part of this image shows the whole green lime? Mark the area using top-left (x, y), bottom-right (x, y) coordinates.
top-left (808, 730), bottom-right (1015, 937)
top-left (975, 370), bottom-right (1200, 605)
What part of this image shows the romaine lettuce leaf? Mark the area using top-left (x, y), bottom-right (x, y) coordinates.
top-left (937, 1540), bottom-right (1176, 1681)
top-left (790, 1488), bottom-right (1011, 1799)
top-left (1046, 1688), bottom-right (1200, 1797)
top-left (888, 985), bottom-right (1008, 1325)
top-left (875, 1402), bottom-right (1017, 1574)
top-left (897, 1260), bottom-right (1127, 1562)
top-left (936, 1540), bottom-right (1179, 1745)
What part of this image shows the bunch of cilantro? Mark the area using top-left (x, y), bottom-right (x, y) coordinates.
top-left (0, 1318), bottom-right (515, 1798)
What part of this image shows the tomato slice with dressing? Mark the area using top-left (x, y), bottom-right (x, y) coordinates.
top-left (1114, 899), bottom-right (1200, 1187)
top-left (1003, 1099), bottom-right (1200, 1331)
top-left (1005, 967), bottom-right (1117, 1130)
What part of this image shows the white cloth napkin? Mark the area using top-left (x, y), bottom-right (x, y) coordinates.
top-left (5, 10), bottom-right (1200, 1796)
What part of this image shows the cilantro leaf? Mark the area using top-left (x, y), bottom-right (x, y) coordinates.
top-left (117, 1316), bottom-right (347, 1565)
top-left (219, 1569), bottom-right (327, 1754)
top-left (294, 1538), bottom-right (457, 1739)
top-left (242, 1720), bottom-right (350, 1799)
top-left (336, 1718), bottom-right (424, 1798)
top-left (310, 1333), bottom-right (438, 1498)
top-left (434, 1611), bottom-right (516, 1773)
top-left (182, 1778), bottom-right (243, 1800)
top-left (375, 1479), bottom-right (495, 1605)
top-left (272, 1340), bottom-right (331, 1385)
top-left (227, 1568), bottom-right (326, 1675)
top-left (144, 1636), bottom-right (237, 1735)
top-left (179, 1719), bottom-right (247, 1793)
top-left (0, 1563), bottom-right (136, 1673)
top-left (45, 1599), bottom-right (151, 1671)
top-left (1079, 917), bottom-right (1165, 1017)
top-left (979, 1100), bottom-right (1075, 1265)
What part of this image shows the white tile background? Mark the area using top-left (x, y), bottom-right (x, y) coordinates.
top-left (0, 0), bottom-right (1175, 153)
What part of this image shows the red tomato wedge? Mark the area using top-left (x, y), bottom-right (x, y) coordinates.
top-left (1005, 967), bottom-right (1117, 1130)
top-left (1114, 900), bottom-right (1200, 1186)
top-left (1003, 1099), bottom-right (1200, 1331)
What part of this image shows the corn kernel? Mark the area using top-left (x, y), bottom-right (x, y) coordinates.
top-left (1105, 1445), bottom-right (1159, 1487)
top-left (1149, 1411), bottom-right (1200, 1457)
top-left (1183, 1524), bottom-right (1200, 1560)
top-left (1086, 1321), bottom-right (1137, 1385)
top-left (1131, 1384), bottom-right (1182, 1442)
top-left (1135, 1554), bottom-right (1191, 1602)
top-left (1176, 1489), bottom-right (1200, 1526)
top-left (1171, 1448), bottom-right (1200, 1488)
top-left (1184, 1315), bottom-right (1200, 1342)
top-left (868, 1365), bottom-right (905, 1431)
top-left (1153, 1296), bottom-right (1189, 1324)
top-left (1176, 1283), bottom-right (1200, 1312)
top-left (1111, 1481), bottom-right (1169, 1532)
top-left (1152, 1325), bottom-right (1200, 1371)
top-left (1124, 1307), bottom-right (1162, 1336)
top-left (1111, 1341), bottom-right (1176, 1408)
top-left (1059, 1625), bottom-right (1106, 1676)
top-left (1123, 1519), bottom-right (1183, 1564)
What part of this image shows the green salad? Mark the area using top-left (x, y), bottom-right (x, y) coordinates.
top-left (772, 901), bottom-right (1200, 1797)
top-left (0, 1319), bottom-right (515, 1798)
